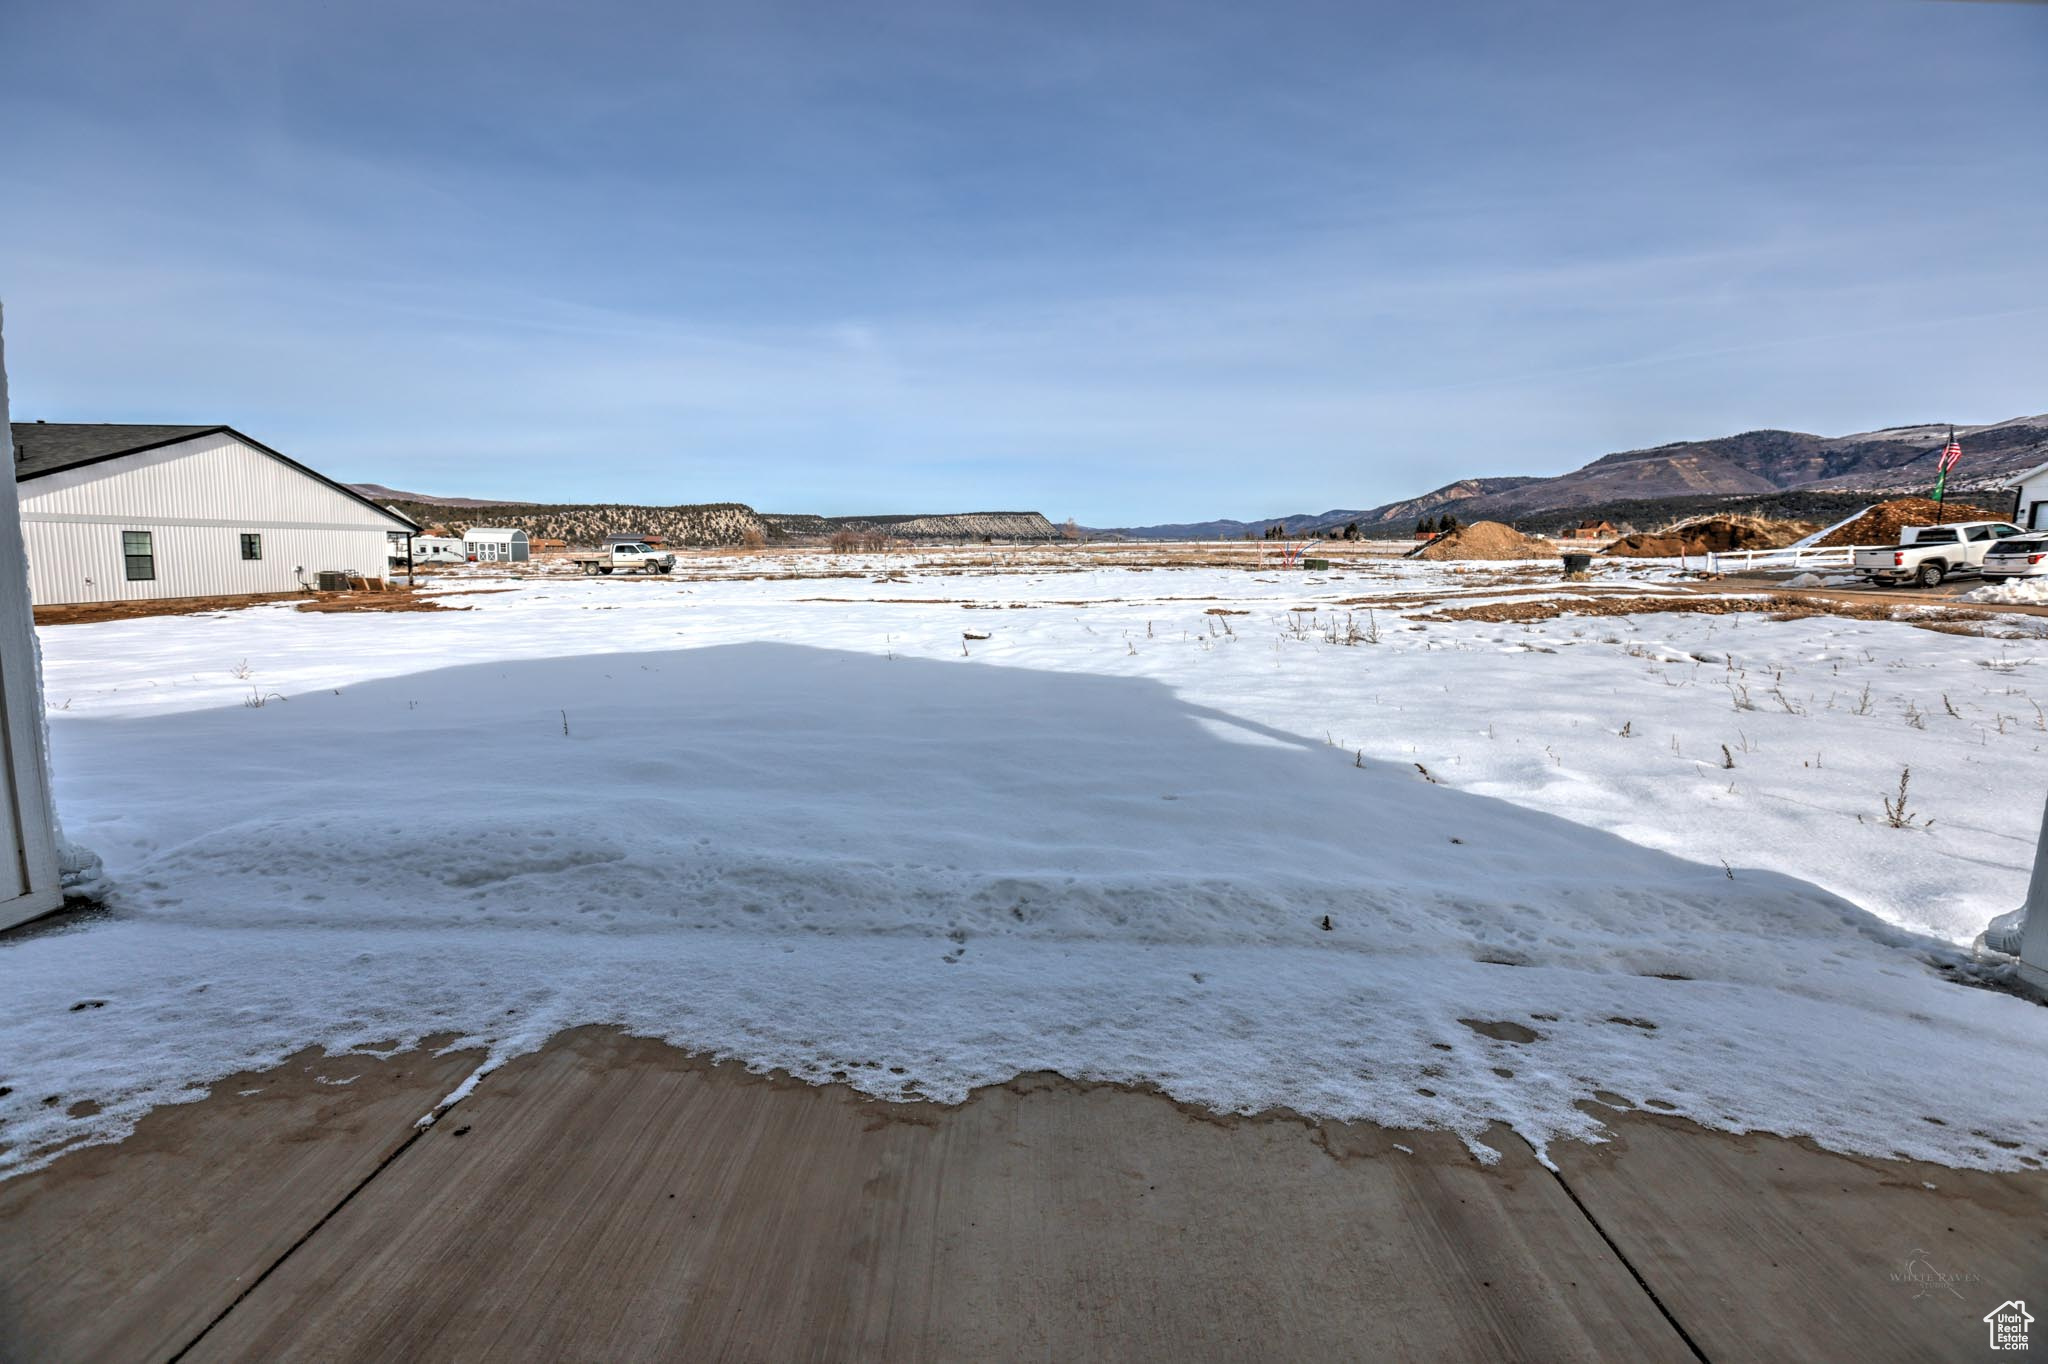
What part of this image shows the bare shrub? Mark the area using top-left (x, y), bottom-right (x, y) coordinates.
top-left (1881, 766), bottom-right (1927, 829)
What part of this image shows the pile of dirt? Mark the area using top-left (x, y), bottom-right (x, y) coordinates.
top-left (1812, 498), bottom-right (2000, 549)
top-left (1416, 521), bottom-right (1555, 561)
top-left (1604, 515), bottom-right (1816, 558)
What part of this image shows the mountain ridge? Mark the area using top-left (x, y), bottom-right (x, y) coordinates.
top-left (1090, 414), bottom-right (2047, 538)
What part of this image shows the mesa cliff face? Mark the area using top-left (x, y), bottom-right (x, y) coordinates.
top-left (763, 511), bottom-right (1062, 542)
top-left (360, 492), bottom-right (1063, 547)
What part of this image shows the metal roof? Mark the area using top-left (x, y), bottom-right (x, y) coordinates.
top-left (11, 423), bottom-right (222, 479)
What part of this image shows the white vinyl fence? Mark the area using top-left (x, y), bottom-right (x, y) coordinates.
top-left (1704, 545), bottom-right (1872, 575)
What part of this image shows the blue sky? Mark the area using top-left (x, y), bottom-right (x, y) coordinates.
top-left (5, 0), bottom-right (2044, 522)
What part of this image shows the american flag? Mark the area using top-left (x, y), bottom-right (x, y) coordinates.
top-left (1932, 430), bottom-right (1961, 503)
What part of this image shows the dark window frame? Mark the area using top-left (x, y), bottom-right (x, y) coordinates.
top-left (240, 532), bottom-right (263, 561)
top-left (122, 530), bottom-right (155, 582)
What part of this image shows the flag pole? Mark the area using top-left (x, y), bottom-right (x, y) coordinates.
top-left (1935, 425), bottom-right (1951, 526)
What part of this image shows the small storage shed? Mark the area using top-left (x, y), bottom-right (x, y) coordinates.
top-left (462, 528), bottom-right (529, 562)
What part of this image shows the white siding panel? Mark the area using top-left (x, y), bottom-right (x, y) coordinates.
top-left (23, 432), bottom-right (395, 527)
top-left (18, 433), bottom-right (405, 605)
top-left (22, 521), bottom-right (391, 605)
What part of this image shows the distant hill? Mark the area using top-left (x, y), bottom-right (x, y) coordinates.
top-left (374, 498), bottom-right (768, 546)
top-left (1092, 415), bottom-right (2047, 539)
top-left (763, 511), bottom-right (1060, 542)
top-left (349, 483), bottom-right (522, 510)
top-left (356, 489), bottom-right (1063, 546)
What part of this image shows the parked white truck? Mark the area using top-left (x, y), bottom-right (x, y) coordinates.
top-left (567, 542), bottom-right (677, 575)
top-left (1853, 520), bottom-right (2025, 587)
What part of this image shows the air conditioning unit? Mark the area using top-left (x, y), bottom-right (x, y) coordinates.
top-left (316, 570), bottom-right (353, 592)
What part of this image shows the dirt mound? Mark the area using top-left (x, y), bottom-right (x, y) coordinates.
top-left (1417, 521), bottom-right (1555, 561)
top-left (1604, 516), bottom-right (1816, 558)
top-left (1812, 498), bottom-right (2001, 548)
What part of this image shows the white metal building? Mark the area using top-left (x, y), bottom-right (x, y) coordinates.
top-left (2006, 461), bottom-right (2048, 532)
top-left (462, 527), bottom-right (529, 562)
top-left (11, 423), bottom-right (419, 606)
top-left (1, 328), bottom-right (64, 929)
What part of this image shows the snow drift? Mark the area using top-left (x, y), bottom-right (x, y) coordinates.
top-left (6, 642), bottom-right (2045, 1178)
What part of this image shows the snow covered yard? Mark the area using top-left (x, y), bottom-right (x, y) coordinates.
top-left (7, 552), bottom-right (2048, 1177)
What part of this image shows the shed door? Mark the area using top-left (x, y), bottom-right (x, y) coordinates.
top-left (2030, 501), bottom-right (2047, 531)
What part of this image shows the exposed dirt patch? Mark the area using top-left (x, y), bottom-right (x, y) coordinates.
top-left (1425, 595), bottom-right (1776, 623)
top-left (34, 585), bottom-right (483, 625)
top-left (34, 592), bottom-right (309, 626)
top-left (1458, 1018), bottom-right (1541, 1044)
top-left (1422, 592), bottom-right (1998, 634)
top-left (294, 589), bottom-right (469, 614)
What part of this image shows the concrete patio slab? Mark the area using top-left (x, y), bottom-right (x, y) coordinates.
top-left (1549, 1105), bottom-right (2048, 1364)
top-left (0, 1038), bottom-right (481, 1364)
top-left (187, 1027), bottom-right (1693, 1363)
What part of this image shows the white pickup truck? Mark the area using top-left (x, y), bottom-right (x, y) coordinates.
top-left (566, 542), bottom-right (677, 575)
top-left (1853, 520), bottom-right (2025, 587)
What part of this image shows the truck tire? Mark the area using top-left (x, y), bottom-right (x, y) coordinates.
top-left (599, 565), bottom-right (614, 575)
top-left (1915, 561), bottom-right (1945, 588)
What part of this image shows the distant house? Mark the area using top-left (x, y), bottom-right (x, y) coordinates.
top-left (605, 532), bottom-right (656, 548)
top-left (462, 527), bottom-right (529, 563)
top-left (12, 423), bottom-right (417, 606)
top-left (1564, 519), bottom-right (1617, 541)
top-left (531, 537), bottom-right (567, 551)
top-left (2006, 461), bottom-right (2048, 531)
top-left (396, 535), bottom-right (465, 565)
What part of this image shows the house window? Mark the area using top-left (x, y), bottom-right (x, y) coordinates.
top-left (240, 533), bottom-right (263, 560)
top-left (122, 531), bottom-right (155, 581)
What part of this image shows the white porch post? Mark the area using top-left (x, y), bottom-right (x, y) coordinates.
top-left (0, 305), bottom-right (66, 930)
top-left (2019, 789), bottom-right (2048, 1001)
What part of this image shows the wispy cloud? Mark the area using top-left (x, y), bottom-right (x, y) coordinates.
top-left (5, 0), bottom-right (2045, 519)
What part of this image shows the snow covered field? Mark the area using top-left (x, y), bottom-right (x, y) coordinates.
top-left (6, 550), bottom-right (2048, 1176)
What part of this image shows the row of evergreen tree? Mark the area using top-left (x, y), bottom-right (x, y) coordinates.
top-left (1414, 512), bottom-right (1464, 536)
top-left (1243, 521), bottom-right (1366, 540)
